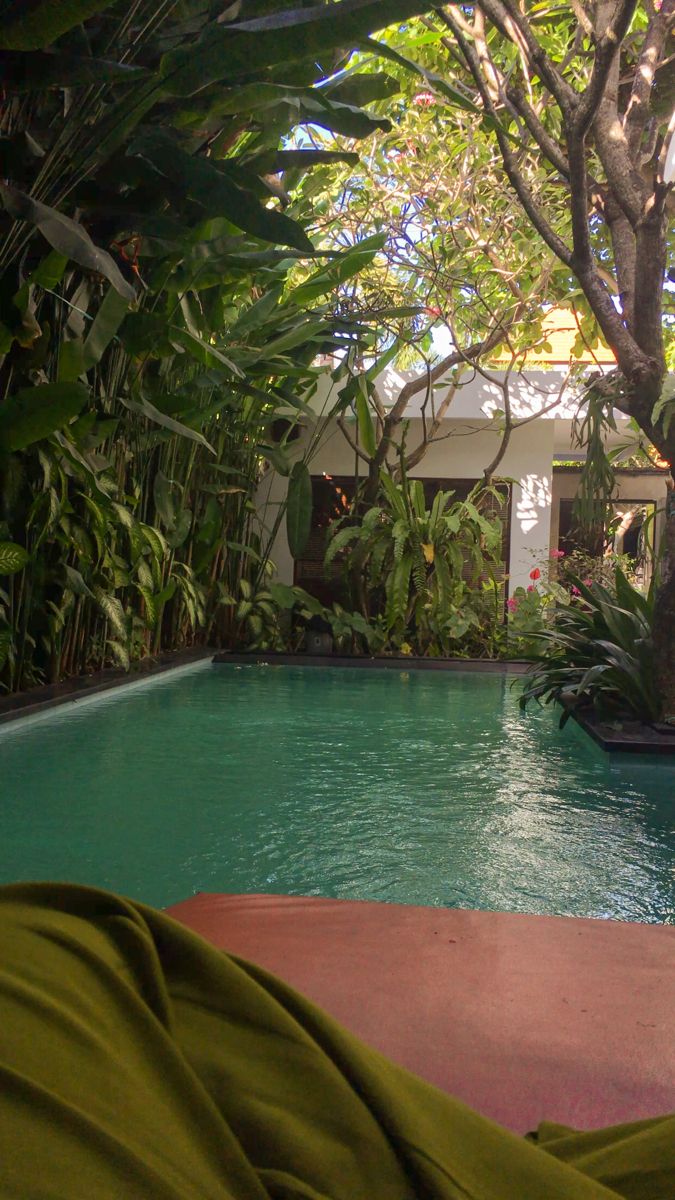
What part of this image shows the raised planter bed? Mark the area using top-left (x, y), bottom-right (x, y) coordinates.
top-left (565, 703), bottom-right (675, 757)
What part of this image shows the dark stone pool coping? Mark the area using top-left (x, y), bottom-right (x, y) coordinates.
top-left (0, 647), bottom-right (214, 728)
top-left (564, 704), bottom-right (675, 757)
top-left (213, 650), bottom-right (530, 674)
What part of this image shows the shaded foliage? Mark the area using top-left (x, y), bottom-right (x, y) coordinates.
top-left (0, 0), bottom-right (431, 690)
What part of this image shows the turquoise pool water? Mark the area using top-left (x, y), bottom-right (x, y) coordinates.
top-left (0, 661), bottom-right (673, 919)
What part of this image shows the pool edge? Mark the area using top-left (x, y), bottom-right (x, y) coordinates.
top-left (0, 647), bottom-right (215, 728)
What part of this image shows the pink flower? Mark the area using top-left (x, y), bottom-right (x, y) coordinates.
top-left (413, 91), bottom-right (435, 107)
top-left (549, 549), bottom-right (565, 559)
top-left (527, 585), bottom-right (535, 593)
top-left (571, 585), bottom-right (581, 596)
top-left (529, 567), bottom-right (541, 581)
top-left (583, 578), bottom-right (593, 586)
top-left (507, 597), bottom-right (518, 613)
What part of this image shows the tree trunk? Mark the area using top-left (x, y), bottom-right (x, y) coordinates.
top-left (652, 479), bottom-right (675, 721)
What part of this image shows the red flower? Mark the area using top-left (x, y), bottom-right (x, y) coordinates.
top-left (413, 91), bottom-right (435, 107)
top-left (507, 597), bottom-right (518, 613)
top-left (529, 567), bottom-right (541, 581)
top-left (527, 584), bottom-right (535, 593)
top-left (549, 549), bottom-right (565, 559)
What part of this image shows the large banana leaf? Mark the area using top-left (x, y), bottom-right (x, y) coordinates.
top-left (0, 185), bottom-right (135, 301)
top-left (0, 382), bottom-right (90, 451)
top-left (159, 0), bottom-right (440, 95)
top-left (128, 131), bottom-right (314, 252)
top-left (286, 461), bottom-right (313, 559)
top-left (0, 0), bottom-right (117, 50)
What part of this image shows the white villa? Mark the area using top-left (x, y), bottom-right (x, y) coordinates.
top-left (261, 316), bottom-right (669, 599)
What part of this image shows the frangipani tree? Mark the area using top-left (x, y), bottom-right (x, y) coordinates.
top-left (392, 2), bottom-right (675, 714)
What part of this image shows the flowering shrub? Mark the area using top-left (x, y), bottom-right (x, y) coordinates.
top-left (507, 553), bottom-right (571, 655)
top-left (520, 568), bottom-right (660, 724)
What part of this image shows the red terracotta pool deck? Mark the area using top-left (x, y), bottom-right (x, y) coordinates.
top-left (166, 893), bottom-right (675, 1134)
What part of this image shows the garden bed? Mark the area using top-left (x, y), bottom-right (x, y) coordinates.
top-left (565, 703), bottom-right (675, 756)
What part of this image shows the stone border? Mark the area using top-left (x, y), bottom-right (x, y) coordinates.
top-left (0, 647), bottom-right (214, 728)
top-left (567, 705), bottom-right (675, 757)
top-left (213, 650), bottom-right (530, 674)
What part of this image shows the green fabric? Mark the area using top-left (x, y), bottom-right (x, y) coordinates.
top-left (0, 884), bottom-right (671, 1200)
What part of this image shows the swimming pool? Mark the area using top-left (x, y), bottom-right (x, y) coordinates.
top-left (1, 661), bottom-right (673, 919)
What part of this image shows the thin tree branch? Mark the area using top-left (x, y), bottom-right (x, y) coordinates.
top-left (623, 0), bottom-right (674, 157)
top-left (504, 86), bottom-right (570, 178)
top-left (574, 0), bottom-right (637, 137)
top-left (442, 9), bottom-right (573, 266)
top-left (337, 415), bottom-right (371, 464)
top-left (445, 0), bottom-right (576, 113)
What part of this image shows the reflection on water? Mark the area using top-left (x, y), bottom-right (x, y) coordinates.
top-left (0, 662), bottom-right (673, 918)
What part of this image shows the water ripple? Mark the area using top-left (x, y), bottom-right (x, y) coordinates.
top-left (0, 662), bottom-right (673, 917)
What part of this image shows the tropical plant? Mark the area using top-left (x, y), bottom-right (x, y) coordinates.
top-left (324, 469), bottom-right (504, 655)
top-left (0, 0), bottom-right (433, 692)
top-left (269, 580), bottom-right (377, 653)
top-left (519, 568), bottom-right (661, 724)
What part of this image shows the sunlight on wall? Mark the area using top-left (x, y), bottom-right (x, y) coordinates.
top-left (516, 474), bottom-right (552, 535)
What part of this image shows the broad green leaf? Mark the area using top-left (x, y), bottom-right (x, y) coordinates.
top-left (0, 382), bottom-right (89, 451)
top-left (260, 150), bottom-right (360, 171)
top-left (0, 0), bottom-right (117, 50)
top-left (129, 130), bottom-right (314, 253)
top-left (120, 396), bottom-right (215, 454)
top-left (139, 523), bottom-right (169, 561)
top-left (0, 542), bottom-right (29, 575)
top-left (119, 313), bottom-right (175, 357)
top-left (292, 93), bottom-right (391, 139)
top-left (289, 234), bottom-right (385, 306)
top-left (28, 250), bottom-right (68, 290)
top-left (254, 319), bottom-right (328, 359)
top-left (64, 565), bottom-right (93, 596)
top-left (269, 582), bottom-right (299, 610)
top-left (230, 286), bottom-right (283, 337)
top-left (355, 378), bottom-right (376, 458)
top-left (153, 470), bottom-right (176, 529)
top-left (137, 586), bottom-right (158, 629)
top-left (158, 0), bottom-right (437, 96)
top-left (94, 588), bottom-right (127, 637)
top-left (58, 338), bottom-right (85, 382)
top-left (3, 51), bottom-right (149, 91)
top-left (169, 326), bottom-right (244, 376)
top-left (107, 639), bottom-right (130, 670)
top-left (324, 71), bottom-right (401, 107)
top-left (286, 461), bottom-right (313, 559)
top-left (258, 443), bottom-right (292, 477)
top-left (82, 288), bottom-right (130, 370)
top-left (0, 184), bottom-right (135, 301)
